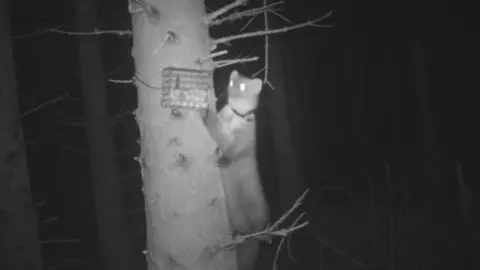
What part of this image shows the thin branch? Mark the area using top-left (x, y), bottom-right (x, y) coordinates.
top-left (111, 107), bottom-right (135, 123)
top-left (37, 140), bottom-right (89, 155)
top-left (215, 56), bottom-right (259, 68)
top-left (205, 0), bottom-right (248, 23)
top-left (134, 75), bottom-right (162, 90)
top-left (108, 78), bottom-right (134, 84)
top-left (200, 50), bottom-right (228, 63)
top-left (253, 66), bottom-right (265, 78)
top-left (50, 28), bottom-right (132, 36)
top-left (221, 189), bottom-right (309, 249)
top-left (274, 212), bottom-right (307, 268)
top-left (271, 9), bottom-right (290, 23)
top-left (12, 28), bottom-right (53, 40)
top-left (40, 238), bottom-right (80, 245)
top-left (269, 189), bottom-right (308, 231)
top-left (210, 1), bottom-right (283, 26)
top-left (22, 93), bottom-right (69, 117)
top-left (239, 14), bottom-right (258, 32)
top-left (313, 235), bottom-right (368, 269)
top-left (263, 0), bottom-right (269, 83)
top-left (213, 11), bottom-right (333, 44)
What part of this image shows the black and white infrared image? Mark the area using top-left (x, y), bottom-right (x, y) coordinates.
top-left (0, 0), bottom-right (477, 270)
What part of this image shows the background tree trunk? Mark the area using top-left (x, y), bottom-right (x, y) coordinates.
top-left (411, 39), bottom-right (438, 164)
top-left (336, 0), bottom-right (372, 188)
top-left (268, 38), bottom-right (303, 215)
top-left (74, 0), bottom-right (138, 269)
top-left (130, 0), bottom-right (232, 269)
top-left (0, 0), bottom-right (44, 268)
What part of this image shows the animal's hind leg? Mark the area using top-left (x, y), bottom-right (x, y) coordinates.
top-left (222, 173), bottom-right (251, 233)
top-left (238, 175), bottom-right (268, 232)
top-left (236, 238), bottom-right (260, 270)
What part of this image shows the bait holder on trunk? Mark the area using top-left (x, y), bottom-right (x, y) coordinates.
top-left (161, 67), bottom-right (212, 110)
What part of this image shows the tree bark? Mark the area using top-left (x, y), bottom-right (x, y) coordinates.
top-left (0, 0), bottom-right (44, 269)
top-left (130, 0), bottom-right (232, 269)
top-left (74, 0), bottom-right (137, 269)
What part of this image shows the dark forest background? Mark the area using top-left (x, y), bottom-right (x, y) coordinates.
top-left (7, 0), bottom-right (478, 269)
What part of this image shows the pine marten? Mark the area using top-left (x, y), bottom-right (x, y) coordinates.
top-left (203, 70), bottom-right (269, 270)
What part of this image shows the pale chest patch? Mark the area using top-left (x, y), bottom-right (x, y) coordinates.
top-left (218, 105), bottom-right (248, 141)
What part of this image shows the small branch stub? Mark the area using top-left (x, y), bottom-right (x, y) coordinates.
top-left (161, 67), bottom-right (212, 110)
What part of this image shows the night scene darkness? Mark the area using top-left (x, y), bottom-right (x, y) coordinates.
top-left (1, 0), bottom-right (478, 270)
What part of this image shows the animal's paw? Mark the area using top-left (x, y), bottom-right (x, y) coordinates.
top-left (256, 234), bottom-right (273, 244)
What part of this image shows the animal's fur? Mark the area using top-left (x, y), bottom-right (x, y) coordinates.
top-left (203, 70), bottom-right (269, 270)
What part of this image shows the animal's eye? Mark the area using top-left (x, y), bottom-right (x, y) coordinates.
top-left (229, 80), bottom-right (233, 87)
top-left (239, 83), bottom-right (246, 91)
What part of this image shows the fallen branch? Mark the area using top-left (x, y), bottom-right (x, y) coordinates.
top-left (212, 11), bottom-right (333, 44)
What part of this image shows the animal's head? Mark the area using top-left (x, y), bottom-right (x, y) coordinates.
top-left (227, 70), bottom-right (263, 114)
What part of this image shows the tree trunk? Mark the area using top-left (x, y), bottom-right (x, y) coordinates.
top-left (411, 39), bottom-right (437, 164)
top-left (74, 0), bottom-right (137, 269)
top-left (0, 0), bottom-right (44, 269)
top-left (268, 38), bottom-right (303, 215)
top-left (338, 0), bottom-right (370, 178)
top-left (130, 0), bottom-right (232, 269)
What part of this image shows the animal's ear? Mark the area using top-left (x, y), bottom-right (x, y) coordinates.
top-left (249, 78), bottom-right (263, 94)
top-left (230, 70), bottom-right (239, 80)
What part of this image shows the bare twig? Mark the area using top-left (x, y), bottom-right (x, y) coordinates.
top-left (200, 50), bottom-right (228, 63)
top-left (22, 93), bottom-right (69, 117)
top-left (40, 238), bottom-right (80, 244)
top-left (210, 1), bottom-right (283, 26)
top-left (37, 140), bottom-right (89, 155)
top-left (215, 56), bottom-right (259, 68)
top-left (213, 11), bottom-right (333, 44)
top-left (108, 78), bottom-right (134, 84)
top-left (205, 0), bottom-right (248, 23)
top-left (111, 106), bottom-right (135, 123)
top-left (273, 212), bottom-right (307, 268)
top-left (240, 14), bottom-right (259, 32)
top-left (263, 0), bottom-right (269, 83)
top-left (50, 28), bottom-right (132, 36)
top-left (133, 75), bottom-right (162, 90)
top-left (271, 9), bottom-right (289, 23)
top-left (222, 189), bottom-right (309, 249)
top-left (269, 189), bottom-right (309, 231)
top-left (253, 66), bottom-right (264, 78)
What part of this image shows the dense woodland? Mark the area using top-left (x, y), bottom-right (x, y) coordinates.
top-left (0, 0), bottom-right (477, 270)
